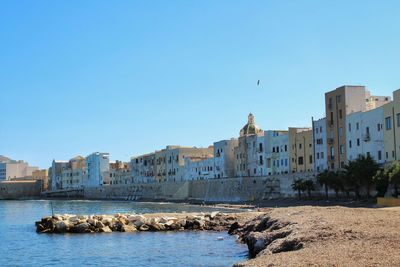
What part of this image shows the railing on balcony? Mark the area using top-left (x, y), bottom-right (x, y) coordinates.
top-left (327, 138), bottom-right (334, 144)
top-left (363, 134), bottom-right (371, 142)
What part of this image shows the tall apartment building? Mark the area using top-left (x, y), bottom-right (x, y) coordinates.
top-left (289, 127), bottom-right (313, 173)
top-left (383, 89), bottom-right (400, 163)
top-left (234, 113), bottom-right (263, 177)
top-left (313, 118), bottom-right (328, 172)
top-left (346, 107), bottom-right (385, 164)
top-left (105, 161), bottom-right (131, 185)
top-left (263, 130), bottom-right (290, 175)
top-left (325, 85), bottom-right (390, 169)
top-left (85, 152), bottom-right (109, 187)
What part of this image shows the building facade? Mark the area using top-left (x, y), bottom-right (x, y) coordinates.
top-left (264, 130), bottom-right (290, 175)
top-left (289, 128), bottom-right (313, 173)
top-left (131, 153), bottom-right (155, 183)
top-left (85, 152), bottom-right (109, 187)
top-left (155, 149), bottom-right (167, 182)
top-left (213, 139), bottom-right (238, 178)
top-left (0, 159), bottom-right (38, 181)
top-left (234, 113), bottom-right (263, 177)
top-left (313, 118), bottom-right (328, 172)
top-left (383, 89), bottom-right (400, 163)
top-left (346, 107), bottom-right (385, 164)
top-left (325, 85), bottom-right (390, 169)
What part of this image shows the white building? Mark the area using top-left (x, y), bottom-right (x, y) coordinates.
top-left (313, 118), bottom-right (328, 172)
top-left (184, 157), bottom-right (215, 181)
top-left (264, 130), bottom-right (290, 175)
top-left (346, 107), bottom-right (385, 164)
top-left (213, 139), bottom-right (238, 178)
top-left (85, 152), bottom-right (109, 187)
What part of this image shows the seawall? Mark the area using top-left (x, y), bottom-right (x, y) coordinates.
top-left (0, 180), bottom-right (42, 200)
top-left (79, 172), bottom-right (317, 202)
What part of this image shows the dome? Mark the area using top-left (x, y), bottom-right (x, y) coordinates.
top-left (240, 113), bottom-right (263, 137)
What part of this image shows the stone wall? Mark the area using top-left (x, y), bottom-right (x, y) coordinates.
top-left (81, 172), bottom-right (319, 202)
top-left (0, 180), bottom-right (42, 199)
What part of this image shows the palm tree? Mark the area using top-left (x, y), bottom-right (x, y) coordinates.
top-left (291, 178), bottom-right (305, 200)
top-left (303, 179), bottom-right (315, 199)
top-left (317, 170), bottom-right (330, 199)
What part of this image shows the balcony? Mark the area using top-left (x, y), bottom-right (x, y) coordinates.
top-left (363, 134), bottom-right (371, 142)
top-left (327, 138), bottom-right (334, 144)
top-left (328, 120), bottom-right (334, 126)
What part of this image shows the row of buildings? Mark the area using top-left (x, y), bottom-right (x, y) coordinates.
top-left (4, 85), bottom-right (399, 191)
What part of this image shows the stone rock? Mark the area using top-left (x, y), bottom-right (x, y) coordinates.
top-left (139, 224), bottom-right (149, 231)
top-left (121, 224), bottom-right (137, 233)
top-left (55, 221), bottom-right (68, 233)
top-left (134, 220), bottom-right (145, 228)
top-left (100, 226), bottom-right (112, 233)
top-left (96, 221), bottom-right (105, 228)
top-left (52, 214), bottom-right (63, 221)
top-left (210, 211), bottom-right (220, 219)
top-left (127, 215), bottom-right (146, 222)
top-left (73, 223), bottom-right (90, 233)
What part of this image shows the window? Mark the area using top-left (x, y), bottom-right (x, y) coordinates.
top-left (377, 123), bottom-right (381, 131)
top-left (386, 152), bottom-right (389, 159)
top-left (330, 129), bottom-right (333, 138)
top-left (338, 95), bottom-right (341, 103)
top-left (329, 97), bottom-right (332, 106)
top-left (348, 123), bottom-right (351, 132)
top-left (316, 128), bottom-right (319, 134)
top-left (386, 117), bottom-right (392, 130)
top-left (366, 127), bottom-right (370, 135)
top-left (298, 157), bottom-right (304, 165)
top-left (309, 155), bottom-right (313, 164)
top-left (330, 147), bottom-right (334, 157)
top-left (397, 113), bottom-right (400, 127)
top-left (259, 143), bottom-right (263, 152)
top-left (285, 159), bottom-right (288, 166)
top-left (320, 126), bottom-right (322, 133)
top-left (281, 159), bottom-right (283, 166)
top-left (317, 152), bottom-right (320, 159)
top-left (392, 151), bottom-right (395, 158)
top-left (321, 152), bottom-right (324, 159)
top-left (349, 140), bottom-right (352, 148)
top-left (356, 122), bottom-right (359, 130)
top-left (277, 160), bottom-right (280, 167)
top-left (309, 142), bottom-right (312, 147)
top-left (299, 143), bottom-right (302, 149)
top-left (272, 147), bottom-right (275, 153)
top-left (339, 127), bottom-right (343, 137)
top-left (357, 138), bottom-right (360, 146)
top-left (340, 145), bottom-right (344, 154)
top-left (330, 112), bottom-right (334, 124)
top-left (339, 109), bottom-right (342, 119)
top-left (285, 145), bottom-right (287, 151)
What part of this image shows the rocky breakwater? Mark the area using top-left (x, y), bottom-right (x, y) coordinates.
top-left (35, 211), bottom-right (239, 234)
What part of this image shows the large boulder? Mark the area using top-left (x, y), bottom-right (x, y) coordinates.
top-left (55, 221), bottom-right (68, 233)
top-left (72, 223), bottom-right (91, 233)
top-left (121, 224), bottom-right (137, 233)
top-left (99, 226), bottom-right (112, 233)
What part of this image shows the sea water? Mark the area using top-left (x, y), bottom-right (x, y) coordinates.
top-left (0, 200), bottom-right (248, 266)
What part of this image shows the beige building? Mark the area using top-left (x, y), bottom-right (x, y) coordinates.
top-left (0, 159), bottom-right (38, 181)
top-left (60, 156), bottom-right (87, 189)
top-left (234, 113), bottom-right (263, 177)
top-left (155, 149), bottom-right (167, 182)
top-left (289, 127), bottom-right (313, 173)
top-left (32, 169), bottom-right (49, 191)
top-left (325, 85), bottom-right (390, 169)
top-left (383, 89), bottom-right (400, 163)
top-left (105, 161), bottom-right (131, 185)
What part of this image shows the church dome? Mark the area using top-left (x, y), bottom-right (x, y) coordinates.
top-left (240, 113), bottom-right (263, 137)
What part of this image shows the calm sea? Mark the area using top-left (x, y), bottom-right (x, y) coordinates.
top-left (0, 200), bottom-right (248, 267)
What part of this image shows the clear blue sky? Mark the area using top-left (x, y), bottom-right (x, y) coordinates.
top-left (1, 0), bottom-right (399, 169)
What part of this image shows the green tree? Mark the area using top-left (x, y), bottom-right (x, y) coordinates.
top-left (344, 155), bottom-right (379, 198)
top-left (303, 179), bottom-right (315, 199)
top-left (329, 170), bottom-right (344, 199)
top-left (291, 178), bottom-right (305, 200)
top-left (387, 162), bottom-right (400, 197)
top-left (373, 169), bottom-right (389, 197)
